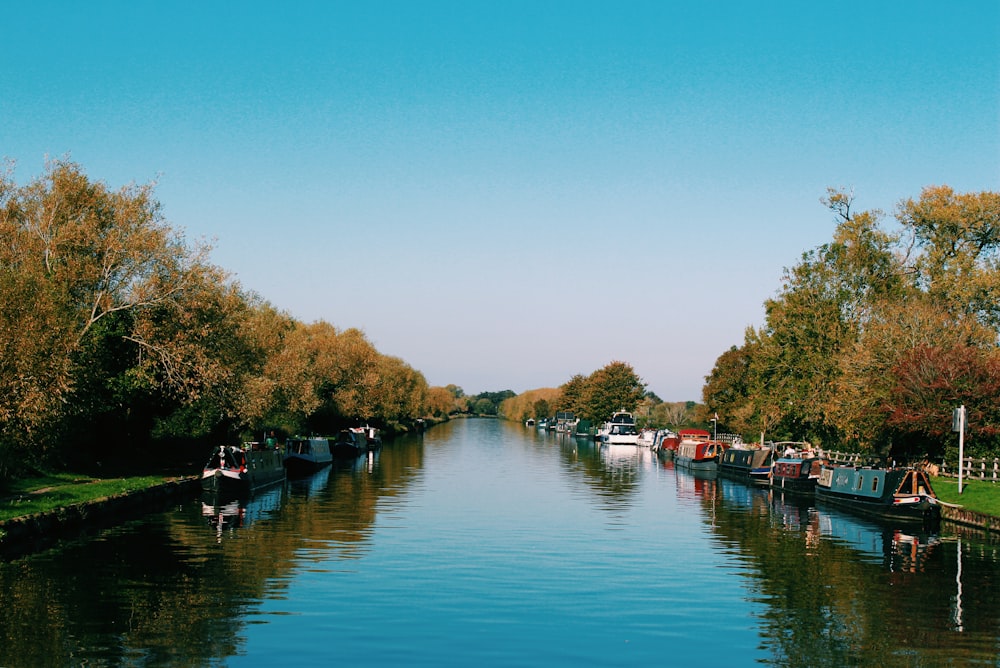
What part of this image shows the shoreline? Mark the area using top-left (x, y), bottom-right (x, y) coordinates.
top-left (0, 476), bottom-right (199, 559)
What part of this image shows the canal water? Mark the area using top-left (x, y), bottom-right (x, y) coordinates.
top-left (2, 417), bottom-right (999, 667)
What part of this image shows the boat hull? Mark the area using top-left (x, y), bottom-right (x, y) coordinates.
top-left (675, 440), bottom-right (727, 471)
top-left (283, 437), bottom-right (333, 476)
top-left (719, 447), bottom-right (772, 481)
top-left (769, 456), bottom-right (822, 496)
top-left (674, 455), bottom-right (718, 471)
top-left (816, 466), bottom-right (941, 526)
top-left (332, 428), bottom-right (380, 457)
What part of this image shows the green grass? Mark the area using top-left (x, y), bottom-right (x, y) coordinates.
top-left (0, 473), bottom-right (169, 523)
top-left (932, 476), bottom-right (1000, 517)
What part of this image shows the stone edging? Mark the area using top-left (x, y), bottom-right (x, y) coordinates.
top-left (941, 504), bottom-right (1000, 533)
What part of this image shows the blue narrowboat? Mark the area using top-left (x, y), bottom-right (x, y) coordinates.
top-left (816, 465), bottom-right (941, 526)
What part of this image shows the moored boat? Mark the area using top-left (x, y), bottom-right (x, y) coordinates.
top-left (283, 436), bottom-right (333, 476)
top-left (332, 428), bottom-right (378, 456)
top-left (200, 442), bottom-right (285, 496)
top-left (675, 439), bottom-right (728, 471)
top-left (719, 443), bottom-right (774, 485)
top-left (816, 464), bottom-right (941, 526)
top-left (658, 429), bottom-right (709, 461)
top-left (599, 410), bottom-right (640, 445)
top-left (769, 442), bottom-right (823, 496)
top-left (636, 428), bottom-right (658, 448)
top-left (555, 411), bottom-right (577, 433)
top-left (354, 424), bottom-right (383, 448)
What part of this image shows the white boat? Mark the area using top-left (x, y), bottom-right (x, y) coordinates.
top-left (599, 410), bottom-right (639, 445)
top-left (636, 428), bottom-right (658, 448)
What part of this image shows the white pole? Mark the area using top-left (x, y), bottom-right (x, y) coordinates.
top-left (959, 405), bottom-right (965, 495)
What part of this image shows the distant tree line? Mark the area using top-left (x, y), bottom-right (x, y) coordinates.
top-left (702, 186), bottom-right (1000, 464)
top-left (0, 160), bottom-right (455, 483)
top-left (499, 361), bottom-right (684, 428)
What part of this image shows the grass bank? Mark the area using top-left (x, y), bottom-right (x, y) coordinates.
top-left (0, 472), bottom-right (178, 523)
top-left (932, 476), bottom-right (1000, 517)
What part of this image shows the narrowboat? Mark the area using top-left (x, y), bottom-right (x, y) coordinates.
top-left (656, 428), bottom-right (709, 460)
top-left (353, 424), bottom-right (382, 448)
top-left (283, 436), bottom-right (333, 476)
top-left (675, 439), bottom-right (728, 471)
top-left (816, 465), bottom-right (941, 526)
top-left (332, 428), bottom-right (376, 456)
top-left (769, 442), bottom-right (823, 496)
top-left (719, 443), bottom-right (774, 486)
top-left (200, 442), bottom-right (285, 496)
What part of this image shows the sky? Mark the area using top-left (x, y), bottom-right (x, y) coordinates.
top-left (3, 1), bottom-right (998, 401)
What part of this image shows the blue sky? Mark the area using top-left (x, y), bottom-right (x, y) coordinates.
top-left (3, 1), bottom-right (998, 401)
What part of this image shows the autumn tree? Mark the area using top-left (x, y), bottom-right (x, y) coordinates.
top-left (0, 160), bottom-right (217, 475)
top-left (578, 361), bottom-right (646, 424)
top-left (555, 374), bottom-right (588, 417)
top-left (497, 388), bottom-right (561, 422)
top-left (704, 185), bottom-right (1000, 460)
top-left (884, 344), bottom-right (1000, 461)
top-left (424, 386), bottom-right (456, 417)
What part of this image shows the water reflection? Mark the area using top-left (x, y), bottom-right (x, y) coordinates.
top-left (3, 421), bottom-right (1000, 667)
top-left (201, 483), bottom-right (286, 543)
top-left (812, 505), bottom-right (942, 573)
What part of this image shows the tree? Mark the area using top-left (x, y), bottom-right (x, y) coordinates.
top-left (901, 186), bottom-right (1000, 332)
top-left (700, 185), bottom-right (1000, 457)
top-left (0, 160), bottom-right (216, 474)
top-left (650, 402), bottom-right (693, 429)
top-left (884, 344), bottom-right (1000, 460)
top-left (473, 398), bottom-right (496, 415)
top-left (556, 374), bottom-right (588, 417)
top-left (580, 361), bottom-right (646, 423)
top-left (424, 386), bottom-right (456, 417)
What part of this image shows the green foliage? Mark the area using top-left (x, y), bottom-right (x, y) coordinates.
top-left (704, 185), bottom-right (1000, 459)
top-left (0, 161), bottom-right (438, 482)
top-left (556, 361), bottom-right (645, 424)
top-left (468, 390), bottom-right (514, 416)
top-left (472, 398), bottom-right (496, 415)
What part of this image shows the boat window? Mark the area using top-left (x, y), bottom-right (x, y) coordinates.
top-left (855, 474), bottom-right (864, 491)
top-left (871, 477), bottom-right (879, 493)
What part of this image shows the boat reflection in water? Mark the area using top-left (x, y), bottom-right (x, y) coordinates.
top-left (200, 482), bottom-right (285, 543)
top-left (598, 441), bottom-right (655, 474)
top-left (813, 504), bottom-right (941, 573)
top-left (673, 466), bottom-right (719, 502)
top-left (287, 463), bottom-right (331, 499)
top-left (767, 485), bottom-right (940, 572)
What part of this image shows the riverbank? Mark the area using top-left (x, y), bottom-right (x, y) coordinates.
top-left (0, 475), bottom-right (198, 559)
top-left (931, 476), bottom-right (1000, 533)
